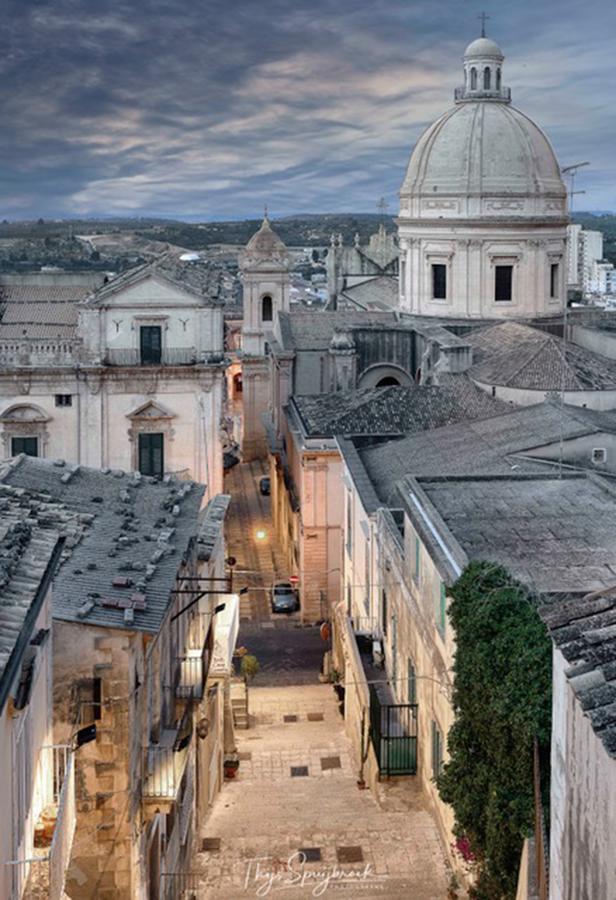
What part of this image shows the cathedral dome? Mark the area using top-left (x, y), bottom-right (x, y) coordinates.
top-left (401, 102), bottom-right (566, 213)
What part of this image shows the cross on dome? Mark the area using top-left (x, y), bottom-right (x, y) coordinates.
top-left (478, 11), bottom-right (490, 38)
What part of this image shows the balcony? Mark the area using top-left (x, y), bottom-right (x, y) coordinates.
top-left (104, 347), bottom-right (198, 367)
top-left (159, 872), bottom-right (200, 900)
top-left (9, 746), bottom-right (76, 900)
top-left (142, 725), bottom-right (191, 809)
top-left (0, 340), bottom-right (79, 368)
top-left (175, 649), bottom-right (209, 701)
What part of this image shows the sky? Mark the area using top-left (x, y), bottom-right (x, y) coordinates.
top-left (1, 0), bottom-right (615, 221)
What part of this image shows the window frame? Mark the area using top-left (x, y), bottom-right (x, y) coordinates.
top-left (407, 657), bottom-right (417, 705)
top-left (431, 720), bottom-right (443, 778)
top-left (11, 436), bottom-right (39, 457)
top-left (138, 432), bottom-right (165, 478)
top-left (54, 394), bottom-right (73, 407)
top-left (139, 325), bottom-right (163, 365)
top-left (550, 262), bottom-right (559, 299)
top-left (431, 263), bottom-right (447, 301)
top-left (261, 294), bottom-right (273, 323)
top-left (494, 264), bottom-right (513, 302)
top-left (436, 582), bottom-right (447, 639)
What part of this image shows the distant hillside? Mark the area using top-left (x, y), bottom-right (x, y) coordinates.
top-left (136, 213), bottom-right (396, 250)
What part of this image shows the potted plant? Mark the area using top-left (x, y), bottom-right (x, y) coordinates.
top-left (224, 753), bottom-right (240, 779)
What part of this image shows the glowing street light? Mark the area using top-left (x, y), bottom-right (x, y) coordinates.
top-left (255, 528), bottom-right (267, 542)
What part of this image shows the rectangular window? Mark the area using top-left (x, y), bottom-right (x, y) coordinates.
top-left (436, 582), bottom-right (447, 638)
top-left (550, 263), bottom-right (559, 299)
top-left (55, 394), bottom-right (73, 407)
top-left (432, 264), bottom-right (447, 300)
top-left (138, 432), bottom-right (164, 478)
top-left (11, 436), bottom-right (38, 457)
top-left (80, 676), bottom-right (103, 725)
top-left (494, 265), bottom-right (513, 302)
top-left (407, 657), bottom-right (417, 705)
top-left (346, 491), bottom-right (353, 555)
top-left (413, 536), bottom-right (421, 584)
top-left (431, 720), bottom-right (443, 778)
top-left (140, 325), bottom-right (162, 365)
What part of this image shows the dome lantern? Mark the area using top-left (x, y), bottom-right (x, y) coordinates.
top-left (456, 32), bottom-right (510, 104)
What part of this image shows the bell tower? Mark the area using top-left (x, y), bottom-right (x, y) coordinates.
top-left (239, 215), bottom-right (290, 459)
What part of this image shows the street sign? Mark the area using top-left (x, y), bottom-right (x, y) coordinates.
top-left (289, 575), bottom-right (299, 585)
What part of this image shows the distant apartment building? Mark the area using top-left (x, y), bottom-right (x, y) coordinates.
top-left (1, 456), bottom-right (235, 900)
top-left (567, 224), bottom-right (615, 295)
top-left (0, 256), bottom-right (228, 496)
top-left (0, 480), bottom-right (79, 900)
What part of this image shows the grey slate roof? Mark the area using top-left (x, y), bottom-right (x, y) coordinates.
top-left (1, 457), bottom-right (205, 633)
top-left (90, 252), bottom-right (226, 306)
top-left (276, 310), bottom-right (396, 351)
top-left (358, 401), bottom-right (616, 504)
top-left (291, 374), bottom-right (509, 438)
top-left (0, 483), bottom-right (81, 711)
top-left (539, 593), bottom-right (616, 758)
top-left (341, 276), bottom-right (399, 311)
top-left (0, 282), bottom-right (91, 339)
top-left (467, 321), bottom-right (616, 390)
top-left (418, 473), bottom-right (616, 594)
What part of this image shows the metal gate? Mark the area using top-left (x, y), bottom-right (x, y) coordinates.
top-left (369, 686), bottom-right (418, 775)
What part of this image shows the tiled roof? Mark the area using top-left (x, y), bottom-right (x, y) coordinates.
top-left (291, 374), bottom-right (509, 437)
top-left (418, 473), bottom-right (616, 593)
top-left (91, 253), bottom-right (226, 305)
top-left (0, 283), bottom-right (90, 340)
top-left (467, 321), bottom-right (616, 390)
top-left (539, 593), bottom-right (616, 758)
top-left (358, 401), bottom-right (616, 504)
top-left (341, 276), bottom-right (399, 311)
top-left (0, 483), bottom-right (82, 713)
top-left (277, 310), bottom-right (396, 351)
top-left (1, 457), bottom-right (205, 633)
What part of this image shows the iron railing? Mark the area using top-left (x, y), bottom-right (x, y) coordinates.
top-left (7, 746), bottom-right (75, 900)
top-left (104, 348), bottom-right (198, 367)
top-left (142, 731), bottom-right (190, 801)
top-left (159, 872), bottom-right (200, 900)
top-left (175, 649), bottom-right (209, 701)
top-left (351, 616), bottom-right (382, 639)
top-left (369, 687), bottom-right (418, 775)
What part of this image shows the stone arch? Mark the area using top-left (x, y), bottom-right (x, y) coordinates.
top-left (470, 67), bottom-right (477, 90)
top-left (483, 66), bottom-right (491, 89)
top-left (357, 364), bottom-right (412, 390)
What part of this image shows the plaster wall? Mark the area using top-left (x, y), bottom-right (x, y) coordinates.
top-left (549, 647), bottom-right (616, 900)
top-left (571, 325), bottom-right (616, 361)
top-left (0, 594), bottom-right (53, 900)
top-left (473, 379), bottom-right (616, 411)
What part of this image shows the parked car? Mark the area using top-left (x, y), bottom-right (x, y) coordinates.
top-left (271, 582), bottom-right (299, 614)
top-left (259, 476), bottom-right (271, 496)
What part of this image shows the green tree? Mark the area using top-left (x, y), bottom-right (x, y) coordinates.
top-left (436, 561), bottom-right (552, 899)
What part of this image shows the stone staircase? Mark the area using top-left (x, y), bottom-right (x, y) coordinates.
top-left (230, 679), bottom-right (249, 730)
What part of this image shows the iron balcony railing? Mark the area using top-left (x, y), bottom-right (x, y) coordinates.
top-left (369, 687), bottom-right (418, 776)
top-left (159, 872), bottom-right (200, 900)
top-left (175, 649), bottom-right (209, 701)
top-left (350, 616), bottom-right (382, 639)
top-left (104, 347), bottom-right (198, 366)
top-left (7, 746), bottom-right (75, 900)
top-left (142, 729), bottom-right (190, 802)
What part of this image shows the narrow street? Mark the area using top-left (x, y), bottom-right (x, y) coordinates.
top-left (191, 461), bottom-right (451, 898)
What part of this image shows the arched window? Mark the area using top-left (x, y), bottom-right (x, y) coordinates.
top-left (483, 67), bottom-right (491, 90)
top-left (376, 376), bottom-right (400, 387)
top-left (261, 295), bottom-right (273, 322)
top-left (496, 68), bottom-right (501, 90)
top-left (470, 67), bottom-right (477, 90)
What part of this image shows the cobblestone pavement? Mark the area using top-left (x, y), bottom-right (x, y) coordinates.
top-left (194, 686), bottom-right (450, 900)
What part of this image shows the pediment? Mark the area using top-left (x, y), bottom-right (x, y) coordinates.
top-left (127, 400), bottom-right (176, 421)
top-left (0, 404), bottom-right (50, 424)
top-left (96, 273), bottom-right (201, 309)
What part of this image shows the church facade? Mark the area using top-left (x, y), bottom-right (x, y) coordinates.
top-left (0, 261), bottom-right (227, 498)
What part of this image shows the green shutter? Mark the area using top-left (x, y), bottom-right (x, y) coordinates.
top-left (414, 536), bottom-right (420, 582)
top-left (437, 582), bottom-right (447, 638)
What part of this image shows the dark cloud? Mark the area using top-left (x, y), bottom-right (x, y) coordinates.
top-left (1, 0), bottom-right (615, 218)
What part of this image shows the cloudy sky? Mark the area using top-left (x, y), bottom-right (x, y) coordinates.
top-left (1, 0), bottom-right (614, 220)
